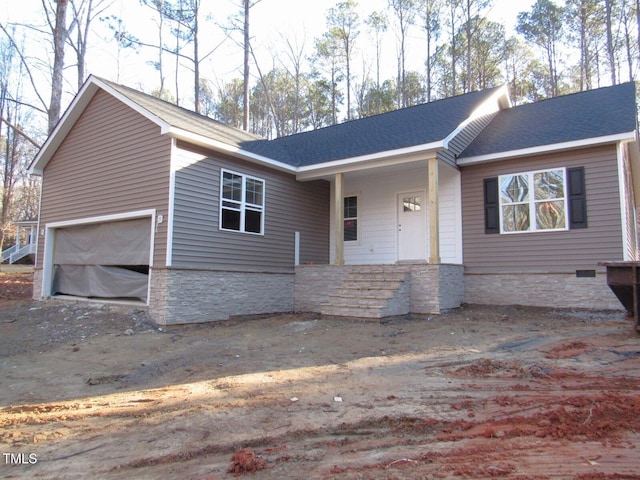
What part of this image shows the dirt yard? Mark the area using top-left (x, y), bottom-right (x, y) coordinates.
top-left (1, 269), bottom-right (640, 479)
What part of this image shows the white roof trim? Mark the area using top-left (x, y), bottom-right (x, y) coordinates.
top-left (443, 84), bottom-right (511, 150)
top-left (29, 75), bottom-right (172, 175)
top-left (456, 131), bottom-right (638, 166)
top-left (296, 141), bottom-right (444, 180)
top-left (165, 126), bottom-right (297, 173)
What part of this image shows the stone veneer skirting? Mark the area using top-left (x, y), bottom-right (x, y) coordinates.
top-left (32, 269), bottom-right (43, 301)
top-left (294, 263), bottom-right (465, 316)
top-left (33, 266), bottom-right (624, 325)
top-left (149, 268), bottom-right (295, 325)
top-left (464, 272), bottom-right (623, 311)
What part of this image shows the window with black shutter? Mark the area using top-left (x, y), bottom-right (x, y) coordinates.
top-left (484, 177), bottom-right (499, 234)
top-left (483, 166), bottom-right (587, 234)
top-left (567, 167), bottom-right (587, 229)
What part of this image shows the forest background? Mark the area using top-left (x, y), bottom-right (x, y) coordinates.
top-left (0, 0), bottom-right (638, 251)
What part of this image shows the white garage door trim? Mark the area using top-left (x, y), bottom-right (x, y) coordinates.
top-left (42, 209), bottom-right (156, 305)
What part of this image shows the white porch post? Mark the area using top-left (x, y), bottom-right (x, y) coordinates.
top-left (428, 157), bottom-right (441, 264)
top-left (15, 225), bottom-right (21, 248)
top-left (334, 172), bottom-right (345, 265)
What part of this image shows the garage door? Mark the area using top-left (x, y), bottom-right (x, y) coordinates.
top-left (52, 217), bottom-right (151, 301)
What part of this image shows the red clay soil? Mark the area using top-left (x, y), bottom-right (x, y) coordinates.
top-left (0, 273), bottom-right (32, 300)
top-left (227, 449), bottom-right (266, 476)
top-left (1, 272), bottom-right (640, 479)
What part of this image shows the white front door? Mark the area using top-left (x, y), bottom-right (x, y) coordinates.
top-left (397, 191), bottom-right (427, 261)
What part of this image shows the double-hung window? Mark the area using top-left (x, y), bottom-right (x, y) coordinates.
top-left (220, 169), bottom-right (265, 235)
top-left (344, 195), bottom-right (358, 242)
top-left (499, 168), bottom-right (568, 233)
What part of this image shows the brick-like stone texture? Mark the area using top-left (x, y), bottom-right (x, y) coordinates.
top-left (464, 272), bottom-right (623, 311)
top-left (32, 269), bottom-right (43, 301)
top-left (295, 263), bottom-right (465, 316)
top-left (149, 268), bottom-right (295, 325)
top-left (294, 265), bottom-right (351, 313)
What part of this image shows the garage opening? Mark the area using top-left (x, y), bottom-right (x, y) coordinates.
top-left (52, 217), bottom-right (151, 302)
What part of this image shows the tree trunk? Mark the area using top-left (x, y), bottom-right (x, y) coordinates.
top-left (605, 0), bottom-right (617, 84)
top-left (636, 0), bottom-right (640, 67)
top-left (243, 0), bottom-right (250, 131)
top-left (450, 5), bottom-right (457, 96)
top-left (193, 1), bottom-right (200, 113)
top-left (49, 0), bottom-right (68, 133)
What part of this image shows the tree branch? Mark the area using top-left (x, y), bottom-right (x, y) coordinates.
top-left (0, 23), bottom-right (49, 113)
top-left (0, 116), bottom-right (42, 148)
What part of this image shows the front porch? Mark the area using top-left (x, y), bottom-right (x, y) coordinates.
top-left (1, 220), bottom-right (38, 264)
top-left (294, 263), bottom-right (464, 319)
top-left (294, 155), bottom-right (464, 319)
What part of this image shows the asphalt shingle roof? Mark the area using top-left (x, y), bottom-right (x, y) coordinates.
top-left (102, 76), bottom-right (501, 166)
top-left (458, 82), bottom-right (638, 159)
top-left (101, 78), bottom-right (265, 148)
top-left (249, 87), bottom-right (502, 166)
top-left (100, 76), bottom-right (637, 168)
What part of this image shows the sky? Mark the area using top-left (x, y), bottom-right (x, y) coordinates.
top-left (0, 0), bottom-right (536, 119)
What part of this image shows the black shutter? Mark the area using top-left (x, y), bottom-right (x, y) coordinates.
top-left (568, 167), bottom-right (587, 229)
top-left (484, 177), bottom-right (500, 234)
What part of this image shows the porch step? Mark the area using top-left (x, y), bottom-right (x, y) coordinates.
top-left (320, 265), bottom-right (411, 319)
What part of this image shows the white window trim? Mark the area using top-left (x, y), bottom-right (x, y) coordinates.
top-left (219, 169), bottom-right (265, 236)
top-left (344, 193), bottom-right (360, 244)
top-left (499, 167), bottom-right (569, 235)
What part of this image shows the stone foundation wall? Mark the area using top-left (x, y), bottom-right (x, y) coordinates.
top-left (295, 263), bottom-right (465, 316)
top-left (464, 272), bottom-right (622, 311)
top-left (32, 268), bottom-right (43, 300)
top-left (409, 264), bottom-right (465, 314)
top-left (293, 265), bottom-right (354, 313)
top-left (149, 268), bottom-right (295, 325)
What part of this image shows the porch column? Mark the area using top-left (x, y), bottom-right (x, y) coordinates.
top-left (334, 172), bottom-right (345, 265)
top-left (15, 225), bottom-right (21, 248)
top-left (428, 157), bottom-right (441, 264)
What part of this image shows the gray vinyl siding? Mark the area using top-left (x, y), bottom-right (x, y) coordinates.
top-left (438, 113), bottom-right (498, 168)
top-left (38, 90), bottom-right (172, 267)
top-left (449, 112), bottom-right (498, 156)
top-left (171, 142), bottom-right (329, 272)
top-left (461, 145), bottom-right (623, 273)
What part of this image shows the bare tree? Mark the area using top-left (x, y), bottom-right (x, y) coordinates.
top-left (419, 0), bottom-right (442, 102)
top-left (445, 0), bottom-right (463, 96)
top-left (140, 0), bottom-right (168, 96)
top-left (365, 11), bottom-right (388, 113)
top-left (0, 34), bottom-right (39, 250)
top-left (68, 0), bottom-right (115, 90)
top-left (388, 0), bottom-right (416, 107)
top-left (605, 0), bottom-right (617, 84)
top-left (313, 31), bottom-right (344, 124)
top-left (281, 33), bottom-right (307, 133)
top-left (326, 0), bottom-right (360, 120)
top-left (517, 0), bottom-right (565, 97)
top-left (42, 0), bottom-right (69, 132)
top-left (460, 0), bottom-right (491, 92)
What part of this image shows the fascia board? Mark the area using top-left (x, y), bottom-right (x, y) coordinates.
top-left (29, 75), bottom-right (172, 175)
top-left (295, 141), bottom-right (444, 180)
top-left (456, 132), bottom-right (638, 166)
top-left (165, 127), bottom-right (298, 174)
top-left (29, 79), bottom-right (100, 175)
